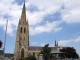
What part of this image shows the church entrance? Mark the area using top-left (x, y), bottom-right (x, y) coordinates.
top-left (21, 48), bottom-right (24, 58)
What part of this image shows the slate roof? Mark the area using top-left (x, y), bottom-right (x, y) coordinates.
top-left (28, 46), bottom-right (58, 50)
top-left (0, 50), bottom-right (4, 55)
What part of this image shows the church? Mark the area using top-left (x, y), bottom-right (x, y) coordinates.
top-left (14, 2), bottom-right (63, 60)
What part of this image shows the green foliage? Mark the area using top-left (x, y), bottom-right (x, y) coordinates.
top-left (40, 44), bottom-right (51, 60)
top-left (19, 58), bottom-right (23, 60)
top-left (60, 47), bottom-right (79, 59)
top-left (19, 56), bottom-right (36, 60)
top-left (25, 56), bottom-right (36, 60)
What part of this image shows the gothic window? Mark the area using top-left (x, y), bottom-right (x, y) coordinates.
top-left (24, 27), bottom-right (26, 33)
top-left (20, 27), bottom-right (22, 33)
top-left (21, 48), bottom-right (24, 58)
top-left (33, 52), bottom-right (35, 56)
top-left (24, 37), bottom-right (25, 44)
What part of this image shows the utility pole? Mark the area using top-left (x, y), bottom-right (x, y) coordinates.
top-left (4, 20), bottom-right (8, 60)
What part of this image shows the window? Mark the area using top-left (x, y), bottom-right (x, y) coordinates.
top-left (21, 48), bottom-right (24, 58)
top-left (24, 27), bottom-right (26, 33)
top-left (20, 27), bottom-right (22, 33)
top-left (33, 52), bottom-right (35, 56)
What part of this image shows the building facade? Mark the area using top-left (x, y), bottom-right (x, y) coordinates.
top-left (14, 2), bottom-right (62, 60)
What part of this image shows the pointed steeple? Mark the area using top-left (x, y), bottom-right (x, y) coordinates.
top-left (55, 39), bottom-right (56, 46)
top-left (20, 1), bottom-right (26, 22)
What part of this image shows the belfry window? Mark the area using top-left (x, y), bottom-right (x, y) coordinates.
top-left (24, 27), bottom-right (26, 33)
top-left (20, 27), bottom-right (22, 33)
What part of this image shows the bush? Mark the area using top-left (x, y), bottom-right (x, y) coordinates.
top-left (19, 56), bottom-right (36, 60)
top-left (25, 56), bottom-right (36, 60)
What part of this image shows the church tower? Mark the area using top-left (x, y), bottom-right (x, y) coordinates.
top-left (14, 2), bottom-right (29, 60)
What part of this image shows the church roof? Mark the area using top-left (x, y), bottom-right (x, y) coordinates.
top-left (28, 46), bottom-right (58, 50)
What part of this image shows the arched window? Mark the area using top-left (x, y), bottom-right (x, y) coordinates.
top-left (24, 27), bottom-right (26, 33)
top-left (21, 48), bottom-right (24, 58)
top-left (20, 27), bottom-right (22, 33)
top-left (33, 52), bottom-right (35, 56)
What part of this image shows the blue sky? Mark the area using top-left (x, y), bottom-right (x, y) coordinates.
top-left (0, 0), bottom-right (80, 56)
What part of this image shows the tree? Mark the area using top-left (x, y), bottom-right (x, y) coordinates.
top-left (19, 56), bottom-right (36, 60)
top-left (60, 47), bottom-right (79, 59)
top-left (25, 55), bottom-right (36, 60)
top-left (40, 44), bottom-right (51, 60)
top-left (0, 40), bottom-right (2, 48)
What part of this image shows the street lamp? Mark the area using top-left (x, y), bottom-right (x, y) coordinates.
top-left (4, 20), bottom-right (8, 60)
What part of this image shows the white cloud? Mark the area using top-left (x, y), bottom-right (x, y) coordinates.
top-left (74, 36), bottom-right (80, 43)
top-left (0, 0), bottom-right (80, 36)
top-left (29, 21), bottom-right (62, 35)
top-left (58, 36), bottom-right (80, 46)
top-left (27, 0), bottom-right (63, 25)
top-left (58, 39), bottom-right (73, 46)
top-left (61, 0), bottom-right (80, 24)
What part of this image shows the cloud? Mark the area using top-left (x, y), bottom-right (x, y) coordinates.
top-left (0, 0), bottom-right (80, 36)
top-left (58, 36), bottom-right (80, 46)
top-left (0, 0), bottom-right (22, 36)
top-left (27, 0), bottom-right (63, 25)
top-left (61, 0), bottom-right (80, 24)
top-left (74, 36), bottom-right (80, 43)
top-left (58, 39), bottom-right (73, 46)
top-left (29, 21), bottom-right (62, 35)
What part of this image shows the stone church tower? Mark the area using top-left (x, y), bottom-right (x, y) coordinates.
top-left (14, 2), bottom-right (29, 60)
top-left (13, 1), bottom-right (63, 60)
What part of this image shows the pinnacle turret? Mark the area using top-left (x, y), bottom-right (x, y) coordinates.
top-left (55, 40), bottom-right (57, 46)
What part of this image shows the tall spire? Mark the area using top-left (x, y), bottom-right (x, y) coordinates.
top-left (20, 1), bottom-right (26, 22)
top-left (55, 40), bottom-right (56, 46)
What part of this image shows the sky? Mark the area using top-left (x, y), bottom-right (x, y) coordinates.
top-left (0, 0), bottom-right (80, 56)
